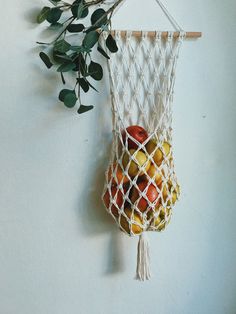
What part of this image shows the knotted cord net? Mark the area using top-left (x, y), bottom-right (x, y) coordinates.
top-left (102, 31), bottom-right (184, 237)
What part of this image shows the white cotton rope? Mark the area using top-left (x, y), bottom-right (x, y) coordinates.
top-left (101, 0), bottom-right (185, 281)
top-left (136, 233), bottom-right (151, 281)
top-left (154, 0), bottom-right (183, 31)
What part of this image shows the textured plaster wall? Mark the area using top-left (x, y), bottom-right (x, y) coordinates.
top-left (0, 0), bottom-right (236, 313)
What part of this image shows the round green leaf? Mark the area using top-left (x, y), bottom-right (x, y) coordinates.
top-left (39, 52), bottom-right (53, 69)
top-left (71, 0), bottom-right (88, 19)
top-left (67, 23), bottom-right (84, 33)
top-left (78, 78), bottom-right (89, 93)
top-left (81, 7), bottom-right (89, 18)
top-left (106, 34), bottom-right (118, 53)
top-left (83, 31), bottom-right (99, 49)
top-left (37, 7), bottom-right (50, 24)
top-left (64, 93), bottom-right (77, 108)
top-left (88, 61), bottom-right (103, 81)
top-left (59, 89), bottom-right (72, 101)
top-left (46, 8), bottom-right (62, 24)
top-left (54, 39), bottom-right (71, 53)
top-left (59, 89), bottom-right (77, 108)
top-left (91, 9), bottom-right (107, 27)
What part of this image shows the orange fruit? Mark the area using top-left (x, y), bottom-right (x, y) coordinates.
top-left (103, 187), bottom-right (124, 217)
top-left (108, 163), bottom-right (129, 185)
top-left (120, 208), bottom-right (143, 235)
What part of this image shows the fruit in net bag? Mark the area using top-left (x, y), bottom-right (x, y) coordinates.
top-left (122, 125), bottom-right (149, 149)
top-left (103, 186), bottom-right (124, 218)
top-left (130, 180), bottom-right (160, 213)
top-left (120, 208), bottom-right (143, 235)
top-left (122, 149), bottom-right (151, 177)
top-left (146, 139), bottom-right (171, 166)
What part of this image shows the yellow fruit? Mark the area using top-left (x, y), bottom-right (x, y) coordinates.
top-left (171, 192), bottom-right (177, 205)
top-left (162, 142), bottom-right (171, 158)
top-left (146, 140), bottom-right (163, 166)
top-left (176, 184), bottom-right (180, 197)
top-left (153, 215), bottom-right (162, 227)
top-left (147, 164), bottom-right (163, 186)
top-left (122, 149), bottom-right (150, 177)
top-left (146, 140), bottom-right (171, 166)
top-left (162, 182), bottom-right (180, 206)
top-left (120, 208), bottom-right (143, 235)
top-left (153, 206), bottom-right (172, 231)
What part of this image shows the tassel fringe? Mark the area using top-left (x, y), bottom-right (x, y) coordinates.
top-left (136, 233), bottom-right (151, 281)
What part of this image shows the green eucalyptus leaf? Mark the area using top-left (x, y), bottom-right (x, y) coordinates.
top-left (39, 52), bottom-right (53, 69)
top-left (54, 39), bottom-right (71, 53)
top-left (106, 34), bottom-right (118, 53)
top-left (46, 8), bottom-right (62, 24)
top-left (97, 45), bottom-right (110, 59)
top-left (64, 93), bottom-right (77, 108)
top-left (57, 61), bottom-right (76, 72)
top-left (88, 61), bottom-right (103, 81)
top-left (59, 89), bottom-right (71, 101)
top-left (71, 1), bottom-right (88, 19)
top-left (77, 105), bottom-right (94, 114)
top-left (73, 2), bottom-right (83, 19)
top-left (37, 7), bottom-right (50, 23)
top-left (91, 8), bottom-right (107, 27)
top-left (77, 78), bottom-right (89, 93)
top-left (67, 23), bottom-right (84, 33)
top-left (82, 31), bottom-right (99, 49)
top-left (59, 89), bottom-right (77, 108)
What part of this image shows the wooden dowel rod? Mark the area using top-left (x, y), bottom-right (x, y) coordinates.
top-left (110, 30), bottom-right (202, 39)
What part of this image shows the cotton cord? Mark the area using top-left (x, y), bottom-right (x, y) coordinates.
top-left (136, 233), bottom-right (151, 281)
top-left (101, 0), bottom-right (185, 280)
top-left (101, 30), bottom-right (184, 279)
top-left (154, 0), bottom-right (183, 31)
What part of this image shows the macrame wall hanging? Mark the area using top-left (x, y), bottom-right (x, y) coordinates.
top-left (102, 0), bottom-right (201, 281)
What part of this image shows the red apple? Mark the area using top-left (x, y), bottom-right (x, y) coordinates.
top-left (131, 181), bottom-right (160, 212)
top-left (103, 187), bottom-right (124, 217)
top-left (122, 125), bottom-right (149, 149)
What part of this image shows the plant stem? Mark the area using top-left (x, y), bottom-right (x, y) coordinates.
top-left (86, 0), bottom-right (124, 30)
top-left (52, 16), bottom-right (75, 44)
top-left (85, 0), bottom-right (107, 6)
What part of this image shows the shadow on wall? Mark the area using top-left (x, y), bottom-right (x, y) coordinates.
top-left (27, 5), bottom-right (126, 275)
top-left (77, 97), bottom-right (126, 275)
top-left (77, 104), bottom-right (127, 275)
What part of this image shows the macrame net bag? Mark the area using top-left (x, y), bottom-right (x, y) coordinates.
top-left (102, 1), bottom-right (185, 281)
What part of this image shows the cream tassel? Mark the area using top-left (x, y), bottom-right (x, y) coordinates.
top-left (136, 233), bottom-right (151, 281)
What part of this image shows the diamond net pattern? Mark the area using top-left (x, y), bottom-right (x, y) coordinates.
top-left (102, 31), bottom-right (184, 237)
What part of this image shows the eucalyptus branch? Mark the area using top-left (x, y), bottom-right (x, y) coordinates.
top-left (85, 0), bottom-right (124, 32)
top-left (85, 0), bottom-right (107, 6)
top-left (37, 0), bottom-right (121, 114)
top-left (52, 16), bottom-right (75, 43)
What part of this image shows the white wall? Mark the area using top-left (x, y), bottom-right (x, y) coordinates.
top-left (0, 0), bottom-right (236, 313)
